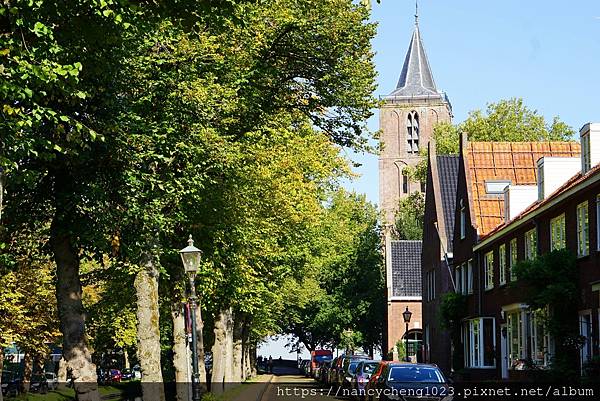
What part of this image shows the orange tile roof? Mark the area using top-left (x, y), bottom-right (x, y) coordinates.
top-left (466, 141), bottom-right (581, 235)
top-left (480, 162), bottom-right (600, 242)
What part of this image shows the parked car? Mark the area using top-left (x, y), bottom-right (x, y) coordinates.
top-left (339, 357), bottom-right (370, 389)
top-left (310, 350), bottom-right (333, 377)
top-left (1, 371), bottom-right (23, 397)
top-left (334, 354), bottom-right (371, 388)
top-left (121, 369), bottom-right (134, 381)
top-left (109, 369), bottom-right (122, 383)
top-left (45, 372), bottom-right (58, 390)
top-left (365, 361), bottom-right (392, 401)
top-left (29, 373), bottom-right (49, 394)
top-left (350, 360), bottom-right (379, 400)
top-left (368, 363), bottom-right (450, 401)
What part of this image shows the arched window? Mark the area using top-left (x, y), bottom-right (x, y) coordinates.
top-left (407, 111), bottom-right (419, 153)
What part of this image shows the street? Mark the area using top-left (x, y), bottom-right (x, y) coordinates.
top-left (262, 374), bottom-right (343, 401)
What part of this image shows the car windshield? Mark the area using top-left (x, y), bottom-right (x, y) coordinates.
top-left (363, 362), bottom-right (378, 373)
top-left (45, 373), bottom-right (54, 378)
top-left (388, 366), bottom-right (444, 383)
top-left (32, 374), bottom-right (44, 381)
top-left (348, 362), bottom-right (360, 372)
top-left (314, 355), bottom-right (332, 363)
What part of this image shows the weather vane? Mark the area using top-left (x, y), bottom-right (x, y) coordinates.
top-left (415, 0), bottom-right (419, 24)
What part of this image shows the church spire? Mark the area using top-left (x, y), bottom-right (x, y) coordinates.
top-left (415, 0), bottom-right (418, 25)
top-left (389, 6), bottom-right (439, 98)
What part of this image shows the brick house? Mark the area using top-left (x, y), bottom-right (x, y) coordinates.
top-left (421, 142), bottom-right (459, 374)
top-left (447, 129), bottom-right (600, 380)
top-left (384, 240), bottom-right (423, 361)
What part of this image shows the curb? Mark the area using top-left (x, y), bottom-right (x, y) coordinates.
top-left (256, 374), bottom-right (274, 401)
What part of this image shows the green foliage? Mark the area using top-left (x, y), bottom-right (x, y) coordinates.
top-left (513, 249), bottom-right (581, 379)
top-left (438, 292), bottom-right (467, 370)
top-left (0, 0), bottom-right (380, 379)
top-left (393, 191), bottom-right (425, 240)
top-left (394, 340), bottom-right (406, 361)
top-left (438, 292), bottom-right (467, 331)
top-left (281, 190), bottom-right (384, 353)
top-left (408, 98), bottom-right (575, 181)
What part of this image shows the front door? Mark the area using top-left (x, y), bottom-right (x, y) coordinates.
top-left (500, 324), bottom-right (509, 379)
top-left (580, 313), bottom-right (592, 373)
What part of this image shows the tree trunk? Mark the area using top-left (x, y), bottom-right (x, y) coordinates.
top-left (51, 219), bottom-right (99, 401)
top-left (57, 357), bottom-right (68, 390)
top-left (223, 308), bottom-right (234, 390)
top-left (194, 304), bottom-right (207, 393)
top-left (23, 353), bottom-right (33, 393)
top-left (172, 303), bottom-right (189, 401)
top-left (232, 316), bottom-right (243, 383)
top-left (250, 344), bottom-right (257, 377)
top-left (0, 352), bottom-right (4, 401)
top-left (124, 349), bottom-right (130, 370)
top-left (241, 320), bottom-right (251, 381)
top-left (210, 309), bottom-right (227, 394)
top-left (134, 254), bottom-right (165, 401)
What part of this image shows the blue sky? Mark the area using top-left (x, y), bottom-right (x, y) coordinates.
top-left (346, 0), bottom-right (600, 205)
top-left (263, 1), bottom-right (600, 359)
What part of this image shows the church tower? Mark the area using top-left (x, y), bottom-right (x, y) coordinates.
top-left (379, 13), bottom-right (452, 226)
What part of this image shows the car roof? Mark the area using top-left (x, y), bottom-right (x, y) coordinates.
top-left (386, 362), bottom-right (441, 368)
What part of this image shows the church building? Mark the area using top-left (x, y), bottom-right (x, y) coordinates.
top-left (380, 11), bottom-right (452, 360)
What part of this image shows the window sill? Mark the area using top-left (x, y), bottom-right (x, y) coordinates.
top-left (577, 253), bottom-right (590, 260)
top-left (484, 287), bottom-right (494, 292)
top-left (499, 282), bottom-right (507, 287)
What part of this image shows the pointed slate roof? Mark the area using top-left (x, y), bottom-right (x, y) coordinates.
top-left (391, 240), bottom-right (422, 297)
top-left (436, 155), bottom-right (459, 252)
top-left (389, 23), bottom-right (439, 97)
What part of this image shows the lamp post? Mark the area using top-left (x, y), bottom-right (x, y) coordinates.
top-left (180, 235), bottom-right (202, 401)
top-left (402, 307), bottom-right (412, 363)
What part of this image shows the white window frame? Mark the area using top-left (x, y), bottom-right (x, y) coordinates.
top-left (528, 309), bottom-right (552, 367)
top-left (577, 201), bottom-right (589, 257)
top-left (550, 214), bottom-right (566, 251)
top-left (455, 265), bottom-right (462, 294)
top-left (463, 318), bottom-right (496, 368)
top-left (507, 310), bottom-right (523, 369)
top-left (467, 260), bottom-right (473, 294)
top-left (509, 238), bottom-right (517, 282)
top-left (484, 251), bottom-right (494, 290)
top-left (524, 228), bottom-right (537, 261)
top-left (499, 244), bottom-right (506, 286)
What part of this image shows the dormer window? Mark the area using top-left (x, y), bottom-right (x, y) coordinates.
top-left (407, 111), bottom-right (419, 154)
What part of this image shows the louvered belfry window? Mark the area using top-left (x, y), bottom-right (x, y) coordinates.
top-left (407, 111), bottom-right (420, 153)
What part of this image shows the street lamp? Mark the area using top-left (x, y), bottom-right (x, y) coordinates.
top-left (180, 235), bottom-right (202, 401)
top-left (402, 307), bottom-right (412, 363)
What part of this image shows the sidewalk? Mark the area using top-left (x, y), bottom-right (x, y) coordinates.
top-left (228, 374), bottom-right (274, 401)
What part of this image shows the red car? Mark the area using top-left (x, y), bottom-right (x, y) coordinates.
top-left (365, 361), bottom-right (400, 401)
top-left (109, 369), bottom-right (122, 383)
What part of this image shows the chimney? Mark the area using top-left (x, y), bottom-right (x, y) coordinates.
top-left (580, 123), bottom-right (600, 173)
top-left (504, 185), bottom-right (537, 222)
top-left (537, 157), bottom-right (581, 200)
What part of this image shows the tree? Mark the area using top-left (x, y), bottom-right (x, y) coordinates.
top-left (281, 190), bottom-right (385, 355)
top-left (513, 249), bottom-right (582, 380)
top-left (407, 98), bottom-right (575, 182)
top-left (393, 192), bottom-right (425, 240)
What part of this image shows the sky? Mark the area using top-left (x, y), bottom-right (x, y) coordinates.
top-left (262, 0), bottom-right (600, 360)
top-left (346, 0), bottom-right (600, 205)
